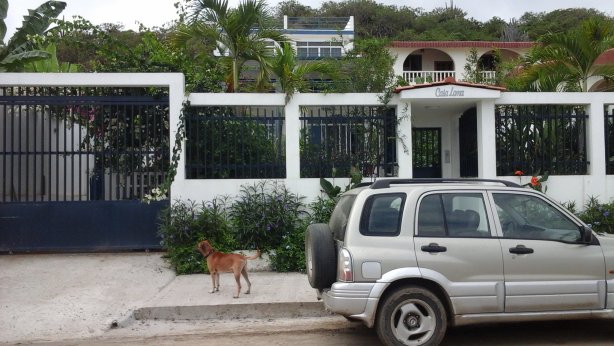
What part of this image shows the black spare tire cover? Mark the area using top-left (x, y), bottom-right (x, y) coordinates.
top-left (305, 223), bottom-right (337, 289)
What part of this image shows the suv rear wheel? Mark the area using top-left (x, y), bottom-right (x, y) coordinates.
top-left (376, 286), bottom-right (447, 346)
top-left (305, 223), bottom-right (337, 289)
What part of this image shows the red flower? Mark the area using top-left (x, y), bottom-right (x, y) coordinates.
top-left (530, 176), bottom-right (540, 186)
top-left (514, 170), bottom-right (524, 176)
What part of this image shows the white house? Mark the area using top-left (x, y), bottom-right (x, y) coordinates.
top-left (388, 40), bottom-right (614, 92)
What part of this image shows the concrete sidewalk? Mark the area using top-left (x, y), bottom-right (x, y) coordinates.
top-left (0, 253), bottom-right (328, 344)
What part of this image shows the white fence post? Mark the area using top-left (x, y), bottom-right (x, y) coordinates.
top-left (285, 96), bottom-right (301, 180)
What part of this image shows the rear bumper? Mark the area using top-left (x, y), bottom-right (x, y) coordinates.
top-left (322, 281), bottom-right (385, 327)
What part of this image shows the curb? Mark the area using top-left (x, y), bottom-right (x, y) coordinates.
top-left (133, 301), bottom-right (330, 321)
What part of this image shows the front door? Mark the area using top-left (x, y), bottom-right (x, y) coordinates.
top-left (414, 192), bottom-right (504, 314)
top-left (459, 108), bottom-right (478, 177)
top-left (490, 192), bottom-right (605, 312)
top-left (412, 128), bottom-right (442, 178)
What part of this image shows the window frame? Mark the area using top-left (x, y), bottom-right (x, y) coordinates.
top-left (359, 193), bottom-right (406, 237)
top-left (415, 191), bottom-right (493, 238)
top-left (489, 191), bottom-right (585, 244)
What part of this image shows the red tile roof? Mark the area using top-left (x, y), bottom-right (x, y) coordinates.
top-left (391, 41), bottom-right (534, 49)
top-left (394, 77), bottom-right (507, 93)
top-left (596, 49), bottom-right (614, 65)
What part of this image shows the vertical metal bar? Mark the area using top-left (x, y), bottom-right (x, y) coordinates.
top-left (239, 108), bottom-right (245, 178)
top-left (78, 98), bottom-right (83, 201)
top-left (2, 88), bottom-right (6, 203)
top-left (55, 89), bottom-right (60, 201)
top-left (603, 105), bottom-right (611, 174)
top-left (115, 103), bottom-right (121, 200)
top-left (48, 89), bottom-right (52, 201)
top-left (69, 99), bottom-right (75, 201)
top-left (62, 92), bottom-right (67, 201)
top-left (130, 102), bottom-right (135, 199)
top-left (33, 89), bottom-right (39, 201)
top-left (17, 89), bottom-right (23, 202)
top-left (152, 102), bottom-right (158, 190)
top-left (25, 88), bottom-right (31, 202)
top-left (143, 101), bottom-right (149, 198)
top-left (101, 100), bottom-right (107, 201)
top-left (121, 103), bottom-right (127, 200)
top-left (85, 95), bottom-right (91, 201)
top-left (194, 106), bottom-right (199, 179)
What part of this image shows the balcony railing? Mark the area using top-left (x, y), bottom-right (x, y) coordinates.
top-left (403, 71), bottom-right (455, 84)
top-left (402, 71), bottom-right (498, 85)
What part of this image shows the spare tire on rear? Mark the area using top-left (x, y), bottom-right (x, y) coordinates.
top-left (305, 223), bottom-right (337, 289)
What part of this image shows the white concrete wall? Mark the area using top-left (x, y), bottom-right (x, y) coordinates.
top-left (174, 91), bottom-right (614, 210)
top-left (4, 74), bottom-right (614, 212)
top-left (172, 93), bottom-right (390, 204)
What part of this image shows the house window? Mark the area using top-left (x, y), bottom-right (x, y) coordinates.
top-left (404, 54), bottom-right (422, 71)
top-left (434, 61), bottom-right (453, 71)
top-left (297, 41), bottom-right (344, 59)
top-left (495, 105), bottom-right (588, 175)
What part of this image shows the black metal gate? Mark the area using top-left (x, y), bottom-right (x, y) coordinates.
top-left (412, 128), bottom-right (442, 178)
top-left (0, 86), bottom-right (170, 252)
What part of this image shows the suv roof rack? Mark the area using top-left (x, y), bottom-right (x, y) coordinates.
top-left (370, 178), bottom-right (522, 189)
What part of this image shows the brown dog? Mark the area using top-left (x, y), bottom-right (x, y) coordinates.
top-left (196, 240), bottom-right (260, 298)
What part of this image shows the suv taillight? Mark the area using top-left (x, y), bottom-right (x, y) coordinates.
top-left (337, 248), bottom-right (353, 282)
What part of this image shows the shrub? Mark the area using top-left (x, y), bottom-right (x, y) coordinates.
top-left (229, 181), bottom-right (305, 250)
top-left (158, 198), bottom-right (235, 274)
top-left (309, 196), bottom-right (336, 224)
top-left (576, 196), bottom-right (614, 234)
top-left (269, 218), bottom-right (309, 272)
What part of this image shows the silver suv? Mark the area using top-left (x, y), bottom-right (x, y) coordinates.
top-left (305, 179), bottom-right (614, 346)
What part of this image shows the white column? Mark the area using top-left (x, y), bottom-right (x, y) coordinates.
top-left (396, 101), bottom-right (413, 178)
top-left (476, 99), bottom-right (497, 178)
top-left (285, 96), bottom-right (301, 180)
top-left (585, 101), bottom-right (607, 202)
top-left (169, 75), bottom-right (186, 181)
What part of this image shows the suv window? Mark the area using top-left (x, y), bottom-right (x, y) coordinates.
top-left (417, 193), bottom-right (491, 237)
top-left (360, 193), bottom-right (405, 236)
top-left (493, 193), bottom-right (581, 242)
top-left (329, 195), bottom-right (356, 240)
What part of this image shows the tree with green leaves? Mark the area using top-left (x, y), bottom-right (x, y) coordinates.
top-left (270, 42), bottom-right (337, 101)
top-left (509, 18), bottom-right (614, 92)
top-left (273, 0), bottom-right (317, 21)
top-left (338, 38), bottom-right (396, 93)
top-left (24, 43), bottom-right (77, 72)
top-left (0, 0), bottom-right (66, 72)
top-left (517, 8), bottom-right (613, 40)
top-left (173, 0), bottom-right (287, 92)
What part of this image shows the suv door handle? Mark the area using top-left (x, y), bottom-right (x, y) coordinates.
top-left (421, 243), bottom-right (447, 253)
top-left (509, 245), bottom-right (534, 254)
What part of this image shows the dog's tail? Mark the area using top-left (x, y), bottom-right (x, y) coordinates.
top-left (245, 249), bottom-right (261, 260)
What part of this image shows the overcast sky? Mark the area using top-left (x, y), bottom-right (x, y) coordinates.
top-left (5, 0), bottom-right (614, 38)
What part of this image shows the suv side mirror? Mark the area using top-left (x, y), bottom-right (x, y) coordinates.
top-left (580, 226), bottom-right (593, 244)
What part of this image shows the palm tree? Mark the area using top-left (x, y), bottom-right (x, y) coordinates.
top-left (0, 0), bottom-right (66, 72)
top-left (173, 0), bottom-right (286, 92)
top-left (513, 18), bottom-right (614, 92)
top-left (270, 42), bottom-right (338, 101)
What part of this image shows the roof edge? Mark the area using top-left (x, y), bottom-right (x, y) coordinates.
top-left (394, 77), bottom-right (506, 93)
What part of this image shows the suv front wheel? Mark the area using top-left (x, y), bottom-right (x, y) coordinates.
top-left (376, 286), bottom-right (447, 346)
